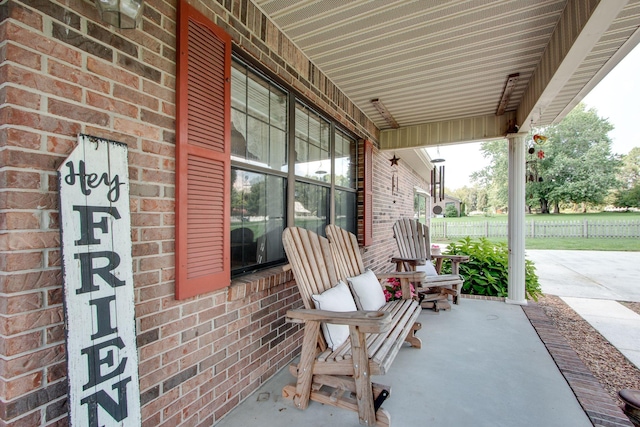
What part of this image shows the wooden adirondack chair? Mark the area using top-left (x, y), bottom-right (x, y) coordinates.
top-left (391, 218), bottom-right (469, 311)
top-left (282, 226), bottom-right (423, 427)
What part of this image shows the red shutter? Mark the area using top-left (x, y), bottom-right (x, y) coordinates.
top-left (175, 2), bottom-right (231, 299)
top-left (363, 139), bottom-right (373, 246)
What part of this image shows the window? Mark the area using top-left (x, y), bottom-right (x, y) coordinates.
top-left (230, 57), bottom-right (357, 276)
top-left (414, 190), bottom-right (428, 224)
top-left (177, 8), bottom-right (359, 293)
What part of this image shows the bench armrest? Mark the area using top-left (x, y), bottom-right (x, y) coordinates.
top-left (286, 309), bottom-right (392, 333)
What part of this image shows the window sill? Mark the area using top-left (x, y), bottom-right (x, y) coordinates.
top-left (228, 264), bottom-right (293, 301)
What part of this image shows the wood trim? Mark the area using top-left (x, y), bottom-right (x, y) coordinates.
top-left (362, 139), bottom-right (373, 246)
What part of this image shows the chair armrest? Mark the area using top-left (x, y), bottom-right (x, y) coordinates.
top-left (390, 256), bottom-right (426, 265)
top-left (286, 309), bottom-right (392, 333)
top-left (431, 254), bottom-right (470, 275)
top-left (376, 271), bottom-right (426, 282)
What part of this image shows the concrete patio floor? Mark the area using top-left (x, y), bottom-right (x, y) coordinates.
top-left (216, 299), bottom-right (592, 427)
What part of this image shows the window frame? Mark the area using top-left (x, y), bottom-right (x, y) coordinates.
top-left (230, 54), bottom-right (359, 277)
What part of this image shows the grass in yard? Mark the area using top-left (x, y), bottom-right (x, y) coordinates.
top-left (433, 237), bottom-right (640, 251)
top-left (432, 211), bottom-right (640, 223)
top-left (431, 211), bottom-right (640, 251)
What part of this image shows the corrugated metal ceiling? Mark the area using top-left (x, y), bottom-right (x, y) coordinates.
top-left (254, 0), bottom-right (640, 136)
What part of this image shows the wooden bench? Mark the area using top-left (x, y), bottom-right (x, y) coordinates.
top-left (282, 226), bottom-right (423, 427)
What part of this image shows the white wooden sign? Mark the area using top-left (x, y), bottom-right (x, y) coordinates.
top-left (59, 134), bottom-right (140, 426)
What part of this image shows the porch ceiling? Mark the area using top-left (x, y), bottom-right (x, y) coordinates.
top-left (254, 0), bottom-right (640, 158)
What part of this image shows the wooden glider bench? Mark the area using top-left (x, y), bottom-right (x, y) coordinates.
top-left (282, 226), bottom-right (423, 427)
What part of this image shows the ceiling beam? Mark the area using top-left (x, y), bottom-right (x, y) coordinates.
top-left (379, 111), bottom-right (516, 150)
top-left (516, 0), bottom-right (630, 132)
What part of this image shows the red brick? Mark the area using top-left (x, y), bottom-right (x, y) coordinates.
top-left (114, 117), bottom-right (161, 139)
top-left (132, 213), bottom-right (162, 227)
top-left (0, 107), bottom-right (82, 136)
top-left (0, 250), bottom-right (42, 272)
top-left (1, 63), bottom-right (82, 102)
top-left (0, 411), bottom-right (42, 427)
top-left (46, 324), bottom-right (65, 344)
top-left (0, 343), bottom-right (65, 377)
top-left (0, 86), bottom-right (41, 110)
top-left (3, 371), bottom-right (43, 400)
top-left (48, 60), bottom-right (110, 93)
top-left (87, 56), bottom-right (139, 89)
top-left (0, 170), bottom-right (41, 190)
top-left (0, 212), bottom-right (40, 230)
top-left (139, 307), bottom-right (180, 331)
top-left (48, 99), bottom-right (109, 126)
top-left (86, 91), bottom-right (138, 118)
top-left (0, 330), bottom-right (42, 356)
top-left (141, 199), bottom-right (174, 213)
top-left (9, 1), bottom-right (44, 28)
top-left (46, 136), bottom-right (75, 155)
top-left (0, 231), bottom-right (59, 251)
top-left (114, 84), bottom-right (159, 111)
top-left (0, 128), bottom-right (42, 150)
top-left (2, 43), bottom-right (41, 70)
top-left (2, 149), bottom-right (64, 171)
top-left (0, 292), bottom-right (43, 315)
top-left (46, 361), bottom-right (66, 382)
top-left (142, 168), bottom-right (174, 185)
top-left (0, 270), bottom-right (61, 293)
top-left (5, 22), bottom-right (81, 66)
top-left (140, 227), bottom-right (174, 242)
top-left (139, 254), bottom-right (174, 271)
top-left (143, 80), bottom-right (174, 103)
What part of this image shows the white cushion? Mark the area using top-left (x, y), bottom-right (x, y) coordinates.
top-left (346, 269), bottom-right (386, 311)
top-left (416, 261), bottom-right (438, 276)
top-left (311, 281), bottom-right (357, 350)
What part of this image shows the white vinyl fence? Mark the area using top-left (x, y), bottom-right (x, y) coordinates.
top-left (431, 219), bottom-right (640, 239)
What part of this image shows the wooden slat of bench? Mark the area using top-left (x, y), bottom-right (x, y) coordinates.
top-left (372, 301), bottom-right (421, 374)
top-left (317, 300), bottom-right (406, 363)
top-left (316, 299), bottom-right (421, 375)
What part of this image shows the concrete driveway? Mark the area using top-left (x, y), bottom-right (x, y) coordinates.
top-left (527, 249), bottom-right (640, 369)
top-left (526, 250), bottom-right (640, 302)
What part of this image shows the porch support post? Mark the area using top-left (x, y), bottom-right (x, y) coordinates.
top-left (506, 133), bottom-right (527, 305)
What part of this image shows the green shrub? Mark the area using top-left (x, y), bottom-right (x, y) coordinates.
top-left (442, 237), bottom-right (542, 301)
top-left (444, 204), bottom-right (459, 217)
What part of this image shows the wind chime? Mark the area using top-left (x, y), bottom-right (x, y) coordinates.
top-left (526, 133), bottom-right (548, 182)
top-left (389, 154), bottom-right (400, 196)
top-left (430, 165), bottom-right (445, 202)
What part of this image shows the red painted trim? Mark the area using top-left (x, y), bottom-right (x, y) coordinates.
top-left (363, 139), bottom-right (373, 247)
top-left (176, 0), bottom-right (231, 299)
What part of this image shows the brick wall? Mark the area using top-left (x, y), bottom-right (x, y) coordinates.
top-left (0, 1), bottom-right (430, 426)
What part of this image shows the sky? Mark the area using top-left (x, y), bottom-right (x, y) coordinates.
top-left (426, 43), bottom-right (640, 190)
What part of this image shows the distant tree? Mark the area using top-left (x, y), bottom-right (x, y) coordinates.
top-left (613, 147), bottom-right (640, 208)
top-left (444, 204), bottom-right (459, 217)
top-left (618, 147), bottom-right (640, 189)
top-left (471, 140), bottom-right (509, 210)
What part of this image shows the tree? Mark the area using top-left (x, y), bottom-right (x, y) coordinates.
top-left (475, 104), bottom-right (619, 213)
top-left (614, 147), bottom-right (640, 208)
top-left (528, 103), bottom-right (619, 213)
top-left (471, 140), bottom-right (509, 210)
top-left (444, 204), bottom-right (459, 217)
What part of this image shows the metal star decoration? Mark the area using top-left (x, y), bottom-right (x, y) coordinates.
top-left (389, 155), bottom-right (400, 166)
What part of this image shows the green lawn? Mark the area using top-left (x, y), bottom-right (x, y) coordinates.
top-left (432, 212), bottom-right (640, 251)
top-left (432, 211), bottom-right (640, 223)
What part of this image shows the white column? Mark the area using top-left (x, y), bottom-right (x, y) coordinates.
top-left (506, 133), bottom-right (527, 305)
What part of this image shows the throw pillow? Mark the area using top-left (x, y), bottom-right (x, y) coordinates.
top-left (311, 281), bottom-right (357, 350)
top-left (347, 269), bottom-right (386, 311)
top-left (416, 260), bottom-right (439, 276)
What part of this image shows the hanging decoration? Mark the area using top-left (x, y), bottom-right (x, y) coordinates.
top-left (430, 165), bottom-right (445, 202)
top-left (526, 133), bottom-right (548, 182)
top-left (390, 155), bottom-right (399, 196)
